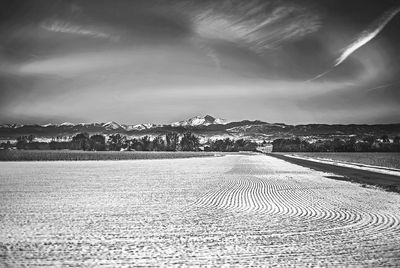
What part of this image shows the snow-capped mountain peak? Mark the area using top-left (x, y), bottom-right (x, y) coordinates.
top-left (171, 115), bottom-right (227, 127)
top-left (124, 123), bottom-right (159, 131)
top-left (60, 122), bottom-right (74, 126)
top-left (102, 121), bottom-right (123, 130)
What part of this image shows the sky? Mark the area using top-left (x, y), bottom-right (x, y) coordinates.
top-left (0, 0), bottom-right (399, 125)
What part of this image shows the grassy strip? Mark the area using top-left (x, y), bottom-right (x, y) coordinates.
top-left (274, 152), bottom-right (400, 169)
top-left (0, 150), bottom-right (222, 161)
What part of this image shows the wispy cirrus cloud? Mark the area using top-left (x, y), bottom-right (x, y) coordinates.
top-left (41, 19), bottom-right (120, 42)
top-left (184, 1), bottom-right (321, 53)
top-left (170, 1), bottom-right (321, 74)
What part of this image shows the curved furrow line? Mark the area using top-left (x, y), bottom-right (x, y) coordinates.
top-left (198, 178), bottom-right (301, 219)
top-left (308, 200), bottom-right (399, 235)
top-left (276, 188), bottom-right (317, 218)
top-left (223, 182), bottom-right (350, 232)
top-left (253, 180), bottom-right (272, 213)
top-left (230, 178), bottom-right (271, 213)
top-left (262, 179), bottom-right (282, 213)
top-left (246, 179), bottom-right (270, 213)
top-left (197, 177), bottom-right (241, 207)
top-left (266, 181), bottom-right (302, 216)
top-left (217, 184), bottom-right (236, 210)
top-left (238, 179), bottom-right (251, 210)
top-left (303, 200), bottom-right (370, 231)
top-left (249, 180), bottom-right (263, 211)
top-left (199, 178), bottom-right (251, 211)
top-left (194, 173), bottom-right (400, 239)
top-left (262, 179), bottom-right (326, 218)
top-left (260, 181), bottom-right (283, 214)
top-left (219, 180), bottom-right (246, 210)
top-left (298, 195), bottom-right (358, 225)
top-left (218, 178), bottom-right (266, 213)
top-left (247, 180), bottom-right (274, 213)
top-left (351, 210), bottom-right (400, 234)
top-left (230, 179), bottom-right (249, 211)
top-left (241, 180), bottom-right (256, 212)
top-left (250, 180), bottom-right (261, 211)
top-left (305, 188), bottom-right (400, 234)
top-left (231, 179), bottom-right (260, 212)
top-left (247, 179), bottom-right (271, 212)
top-left (267, 188), bottom-right (386, 236)
top-left (267, 183), bottom-right (297, 216)
top-left (204, 180), bottom-right (237, 209)
top-left (193, 181), bottom-right (230, 208)
top-left (269, 189), bottom-right (305, 217)
top-left (214, 179), bottom-right (239, 208)
top-left (276, 182), bottom-right (376, 229)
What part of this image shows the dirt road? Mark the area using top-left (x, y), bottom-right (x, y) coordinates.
top-left (268, 153), bottom-right (400, 192)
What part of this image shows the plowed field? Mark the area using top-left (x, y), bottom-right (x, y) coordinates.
top-left (1, 153), bottom-right (399, 266)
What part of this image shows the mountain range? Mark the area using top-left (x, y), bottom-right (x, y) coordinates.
top-left (1, 115), bottom-right (399, 142)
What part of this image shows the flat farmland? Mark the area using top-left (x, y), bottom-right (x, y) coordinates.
top-left (1, 154), bottom-right (400, 266)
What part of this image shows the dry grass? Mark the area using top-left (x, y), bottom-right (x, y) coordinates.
top-left (0, 150), bottom-right (221, 161)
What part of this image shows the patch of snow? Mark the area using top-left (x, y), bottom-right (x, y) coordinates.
top-left (125, 124), bottom-right (159, 131)
top-left (215, 118), bottom-right (229, 125)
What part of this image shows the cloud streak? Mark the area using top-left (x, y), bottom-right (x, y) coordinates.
top-left (41, 19), bottom-right (120, 42)
top-left (309, 5), bottom-right (400, 81)
top-left (335, 5), bottom-right (400, 67)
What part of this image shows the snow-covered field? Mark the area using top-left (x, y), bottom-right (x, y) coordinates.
top-left (1, 154), bottom-right (399, 266)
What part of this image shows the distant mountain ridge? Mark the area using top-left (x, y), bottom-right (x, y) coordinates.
top-left (0, 115), bottom-right (226, 131)
top-left (1, 115), bottom-right (400, 142)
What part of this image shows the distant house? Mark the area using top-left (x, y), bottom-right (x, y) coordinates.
top-left (256, 145), bottom-right (273, 153)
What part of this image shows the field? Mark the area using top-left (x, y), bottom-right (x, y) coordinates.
top-left (1, 153), bottom-right (400, 266)
top-left (0, 150), bottom-right (221, 161)
top-left (276, 152), bottom-right (400, 169)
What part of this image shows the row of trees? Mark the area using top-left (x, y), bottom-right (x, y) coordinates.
top-left (7, 133), bottom-right (399, 153)
top-left (48, 133), bottom-right (193, 151)
top-left (272, 136), bottom-right (400, 152)
top-left (206, 138), bottom-right (258, 152)
top-left (106, 132), bottom-right (198, 151)
top-left (8, 132), bottom-right (258, 152)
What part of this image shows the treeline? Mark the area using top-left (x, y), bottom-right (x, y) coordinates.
top-left (272, 136), bottom-right (400, 152)
top-left (4, 132), bottom-right (258, 152)
top-left (206, 138), bottom-right (258, 152)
